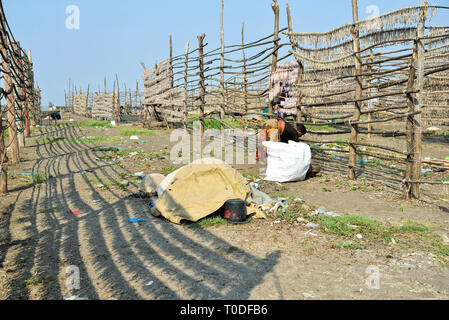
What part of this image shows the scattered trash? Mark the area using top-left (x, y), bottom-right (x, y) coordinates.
top-left (145, 281), bottom-right (154, 286)
top-left (111, 120), bottom-right (117, 126)
top-left (391, 238), bottom-right (396, 245)
top-left (129, 218), bottom-right (146, 223)
top-left (421, 167), bottom-right (433, 175)
top-left (294, 198), bottom-right (304, 202)
top-left (134, 172), bottom-right (145, 177)
top-left (347, 224), bottom-right (358, 228)
top-left (273, 220), bottom-right (281, 224)
top-left (249, 184), bottom-right (275, 205)
top-left (304, 229), bottom-right (317, 236)
top-left (141, 141), bottom-right (147, 144)
top-left (64, 295), bottom-right (88, 300)
top-left (269, 202), bottom-right (284, 214)
top-left (130, 136), bottom-right (139, 140)
top-left (302, 292), bottom-right (315, 298)
top-left (69, 119), bottom-right (74, 122)
top-left (93, 147), bottom-right (126, 152)
top-left (121, 180), bottom-right (129, 187)
top-left (356, 234), bottom-right (363, 239)
top-left (305, 222), bottom-right (320, 229)
top-left (68, 210), bottom-right (82, 216)
top-left (314, 206), bottom-right (341, 217)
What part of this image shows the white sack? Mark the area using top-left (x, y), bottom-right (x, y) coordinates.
top-left (262, 141), bottom-right (311, 183)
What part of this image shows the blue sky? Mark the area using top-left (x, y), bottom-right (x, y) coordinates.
top-left (3, 0), bottom-right (449, 108)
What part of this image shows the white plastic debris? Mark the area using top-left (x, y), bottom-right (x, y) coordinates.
top-left (134, 172), bottom-right (145, 177)
top-left (64, 295), bottom-right (89, 300)
top-left (305, 222), bottom-right (320, 229)
top-left (146, 281), bottom-right (154, 286)
top-left (130, 136), bottom-right (139, 140)
top-left (356, 234), bottom-right (363, 239)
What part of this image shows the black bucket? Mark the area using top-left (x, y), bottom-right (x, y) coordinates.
top-left (223, 199), bottom-right (247, 224)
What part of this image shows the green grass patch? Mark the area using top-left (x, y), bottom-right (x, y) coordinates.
top-left (77, 120), bottom-right (114, 128)
top-left (119, 128), bottom-right (158, 137)
top-left (272, 193), bottom-right (296, 201)
top-left (32, 173), bottom-right (47, 184)
top-left (307, 125), bottom-right (338, 132)
top-left (190, 216), bottom-right (230, 228)
top-left (333, 241), bottom-right (365, 250)
top-left (243, 172), bottom-right (261, 180)
top-left (161, 165), bottom-right (180, 175)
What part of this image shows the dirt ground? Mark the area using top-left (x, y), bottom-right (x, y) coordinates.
top-left (0, 113), bottom-right (449, 300)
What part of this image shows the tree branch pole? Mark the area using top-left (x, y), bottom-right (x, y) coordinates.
top-left (269, 0), bottom-right (280, 114)
top-left (197, 34), bottom-right (206, 136)
top-left (286, 3), bottom-right (303, 122)
top-left (242, 22), bottom-right (249, 114)
top-left (220, 0), bottom-right (226, 147)
top-left (0, 16), bottom-right (19, 164)
top-left (404, 42), bottom-right (418, 200)
top-left (411, 0), bottom-right (427, 198)
top-left (183, 40), bottom-right (190, 131)
top-left (349, 0), bottom-right (362, 180)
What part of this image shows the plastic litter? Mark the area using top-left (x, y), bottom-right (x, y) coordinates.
top-left (64, 295), bottom-right (89, 300)
top-left (130, 136), bottom-right (139, 140)
top-left (294, 198), bottom-right (304, 202)
top-left (248, 184), bottom-right (275, 205)
top-left (356, 234), bottom-right (363, 239)
top-left (129, 218), bottom-right (146, 223)
top-left (305, 222), bottom-right (320, 229)
top-left (314, 206), bottom-right (341, 217)
top-left (68, 210), bottom-right (82, 216)
top-left (134, 172), bottom-right (145, 177)
top-left (146, 281), bottom-right (154, 286)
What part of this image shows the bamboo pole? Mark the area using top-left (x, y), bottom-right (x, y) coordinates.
top-left (349, 0), bottom-right (362, 181)
top-left (183, 40), bottom-right (190, 130)
top-left (198, 33), bottom-right (206, 135)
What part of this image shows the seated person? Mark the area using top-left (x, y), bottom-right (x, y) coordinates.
top-left (270, 98), bottom-right (307, 143)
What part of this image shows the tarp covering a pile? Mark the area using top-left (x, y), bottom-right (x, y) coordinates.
top-left (152, 159), bottom-right (253, 224)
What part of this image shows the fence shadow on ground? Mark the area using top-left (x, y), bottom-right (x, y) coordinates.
top-left (1, 123), bottom-right (280, 300)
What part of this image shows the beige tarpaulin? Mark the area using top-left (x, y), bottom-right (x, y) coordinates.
top-left (152, 159), bottom-right (265, 224)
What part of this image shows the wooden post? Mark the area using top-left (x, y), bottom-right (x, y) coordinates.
top-left (85, 84), bottom-right (90, 115)
top-left (367, 50), bottom-right (375, 139)
top-left (16, 42), bottom-right (30, 140)
top-left (135, 80), bottom-right (139, 115)
top-left (242, 21), bottom-right (249, 114)
top-left (220, 0), bottom-right (226, 146)
top-left (286, 3), bottom-right (303, 123)
top-left (183, 40), bottom-right (190, 130)
top-left (269, 0), bottom-right (280, 114)
top-left (349, 0), bottom-right (362, 180)
top-left (198, 34), bottom-right (206, 135)
top-left (0, 18), bottom-right (19, 164)
top-left (115, 74), bottom-right (120, 112)
top-left (411, 0), bottom-right (427, 198)
top-left (404, 42), bottom-right (418, 200)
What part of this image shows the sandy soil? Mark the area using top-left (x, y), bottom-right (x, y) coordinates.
top-left (0, 113), bottom-right (448, 300)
